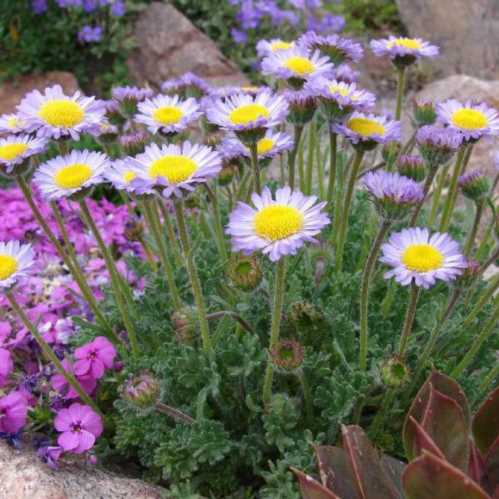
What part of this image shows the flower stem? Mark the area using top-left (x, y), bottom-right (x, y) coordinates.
top-left (155, 199), bottom-right (182, 268)
top-left (395, 66), bottom-right (406, 121)
top-left (464, 200), bottom-right (484, 256)
top-left (359, 220), bottom-right (392, 370)
top-left (262, 258), bottom-right (287, 406)
top-left (335, 150), bottom-right (364, 272)
top-left (16, 176), bottom-right (116, 341)
top-left (288, 125), bottom-right (304, 190)
top-left (204, 184), bottom-right (228, 262)
top-left (398, 282), bottom-right (421, 356)
top-left (249, 141), bottom-right (261, 194)
top-left (451, 296), bottom-right (499, 378)
top-left (462, 274), bottom-right (499, 328)
top-left (479, 362), bottom-right (499, 394)
top-left (142, 198), bottom-right (182, 310)
top-left (410, 166), bottom-right (438, 226)
top-left (6, 290), bottom-right (103, 418)
top-left (439, 145), bottom-right (467, 232)
top-left (428, 165), bottom-right (449, 227)
top-left (297, 369), bottom-right (313, 426)
top-left (305, 120), bottom-right (316, 195)
top-left (326, 131), bottom-right (337, 205)
top-left (174, 199), bottom-right (213, 354)
top-left (79, 199), bottom-right (139, 356)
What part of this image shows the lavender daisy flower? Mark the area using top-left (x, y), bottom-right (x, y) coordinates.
top-left (78, 25), bottom-right (103, 44)
top-left (105, 159), bottom-right (144, 192)
top-left (380, 227), bottom-right (466, 288)
top-left (130, 141), bottom-right (222, 198)
top-left (437, 100), bottom-right (499, 141)
top-left (112, 86), bottom-right (154, 104)
top-left (226, 186), bottom-right (330, 262)
top-left (209, 85), bottom-right (266, 100)
top-left (458, 170), bottom-right (491, 201)
top-left (0, 241), bottom-right (35, 289)
top-left (17, 85), bottom-right (106, 140)
top-left (0, 114), bottom-right (26, 135)
top-left (119, 130), bottom-right (149, 155)
top-left (161, 73), bottom-right (212, 98)
top-left (33, 150), bottom-right (109, 200)
top-left (416, 125), bottom-right (463, 167)
top-left (305, 77), bottom-right (375, 121)
top-left (299, 32), bottom-right (363, 64)
top-left (0, 135), bottom-right (47, 173)
top-left (135, 94), bottom-right (202, 135)
top-left (333, 112), bottom-right (401, 150)
top-left (362, 170), bottom-right (424, 220)
top-left (332, 63), bottom-right (359, 84)
top-left (370, 36), bottom-right (438, 67)
top-left (397, 154), bottom-right (426, 182)
top-left (256, 39), bottom-right (295, 57)
top-left (206, 90), bottom-right (288, 142)
top-left (261, 47), bottom-right (333, 87)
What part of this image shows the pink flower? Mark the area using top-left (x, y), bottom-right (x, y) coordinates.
top-left (0, 391), bottom-right (28, 434)
top-left (51, 359), bottom-right (97, 400)
top-left (54, 403), bottom-right (103, 454)
top-left (0, 348), bottom-right (13, 387)
top-left (74, 337), bottom-right (117, 379)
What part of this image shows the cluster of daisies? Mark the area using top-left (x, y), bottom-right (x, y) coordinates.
top-left (0, 28), bottom-right (497, 466)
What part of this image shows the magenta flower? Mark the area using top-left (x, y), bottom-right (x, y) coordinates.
top-left (0, 391), bottom-right (28, 434)
top-left (51, 359), bottom-right (97, 399)
top-left (0, 348), bottom-right (13, 387)
top-left (54, 403), bottom-right (103, 454)
top-left (74, 336), bottom-right (116, 380)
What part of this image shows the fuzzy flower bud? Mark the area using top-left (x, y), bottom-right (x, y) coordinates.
top-left (270, 340), bottom-right (305, 372)
top-left (416, 125), bottom-right (463, 169)
top-left (227, 254), bottom-right (262, 291)
top-left (171, 306), bottom-right (198, 344)
top-left (380, 357), bottom-right (410, 387)
top-left (283, 90), bottom-right (317, 126)
top-left (413, 101), bottom-right (437, 127)
top-left (124, 217), bottom-right (145, 242)
top-left (121, 372), bottom-right (160, 409)
top-left (458, 170), bottom-right (491, 202)
top-left (397, 155), bottom-right (426, 182)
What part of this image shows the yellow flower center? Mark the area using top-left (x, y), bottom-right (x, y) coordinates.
top-left (148, 155), bottom-right (197, 184)
top-left (451, 108), bottom-right (488, 130)
top-left (229, 104), bottom-right (270, 126)
top-left (328, 84), bottom-right (350, 97)
top-left (38, 99), bottom-right (85, 128)
top-left (152, 106), bottom-right (184, 125)
top-left (0, 143), bottom-right (28, 161)
top-left (283, 56), bottom-right (315, 76)
top-left (271, 40), bottom-right (293, 51)
top-left (402, 244), bottom-right (444, 272)
top-left (387, 38), bottom-right (422, 50)
top-left (254, 204), bottom-right (304, 241)
top-left (54, 163), bottom-right (93, 189)
top-left (347, 117), bottom-right (385, 137)
top-left (123, 171), bottom-right (136, 183)
top-left (6, 117), bottom-right (19, 129)
top-left (0, 255), bottom-right (18, 281)
top-left (257, 138), bottom-right (274, 155)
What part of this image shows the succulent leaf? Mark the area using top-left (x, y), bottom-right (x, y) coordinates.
top-left (407, 416), bottom-right (445, 459)
top-left (473, 387), bottom-right (499, 455)
top-left (292, 467), bottom-right (343, 499)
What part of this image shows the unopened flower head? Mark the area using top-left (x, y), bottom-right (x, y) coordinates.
top-left (227, 254), bottom-right (262, 291)
top-left (0, 241), bottom-right (34, 289)
top-left (362, 170), bottom-right (424, 220)
top-left (380, 357), bottom-right (410, 387)
top-left (256, 38), bottom-right (295, 58)
top-left (0, 135), bottom-right (47, 173)
top-left (135, 94), bottom-right (202, 135)
top-left (416, 125), bottom-right (463, 168)
top-left (261, 46), bottom-right (333, 88)
top-left (332, 63), bottom-right (359, 84)
top-left (130, 141), bottom-right (222, 198)
top-left (413, 101), bottom-right (437, 127)
top-left (17, 84), bottom-right (106, 140)
top-left (111, 86), bottom-right (154, 103)
top-left (119, 130), bottom-right (149, 156)
top-left (437, 100), bottom-right (499, 141)
top-left (122, 372), bottom-right (160, 409)
top-left (226, 186), bottom-right (330, 262)
top-left (458, 170), bottom-right (491, 202)
top-left (370, 36), bottom-right (438, 67)
top-left (333, 112), bottom-right (401, 150)
top-left (33, 149), bottom-right (108, 200)
top-left (161, 72), bottom-right (212, 98)
top-left (282, 89), bottom-right (317, 125)
top-left (397, 154), bottom-right (426, 182)
top-left (206, 90), bottom-right (288, 143)
top-left (299, 32), bottom-right (363, 64)
top-left (380, 227), bottom-right (466, 288)
top-left (305, 77), bottom-right (375, 121)
top-left (0, 113), bottom-right (26, 134)
top-left (270, 339), bottom-right (305, 372)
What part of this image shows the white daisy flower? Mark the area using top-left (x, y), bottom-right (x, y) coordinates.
top-left (0, 241), bottom-right (35, 289)
top-left (226, 186), bottom-right (330, 262)
top-left (33, 150), bottom-right (109, 200)
top-left (0, 113), bottom-right (27, 134)
top-left (105, 159), bottom-right (143, 192)
top-left (0, 135), bottom-right (47, 173)
top-left (256, 39), bottom-right (295, 57)
top-left (17, 84), bottom-right (106, 140)
top-left (135, 94), bottom-right (202, 135)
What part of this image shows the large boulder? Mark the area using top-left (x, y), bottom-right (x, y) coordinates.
top-left (128, 2), bottom-right (248, 89)
top-left (0, 441), bottom-right (162, 499)
top-left (396, 0), bottom-right (499, 80)
top-left (0, 71), bottom-right (78, 114)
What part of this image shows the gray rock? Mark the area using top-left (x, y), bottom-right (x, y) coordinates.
top-left (396, 0), bottom-right (499, 79)
top-left (0, 441), bottom-right (163, 499)
top-left (127, 2), bottom-right (248, 89)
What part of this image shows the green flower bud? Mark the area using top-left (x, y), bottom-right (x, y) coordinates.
top-left (270, 340), bottom-right (304, 372)
top-left (227, 254), bottom-right (262, 291)
top-left (380, 357), bottom-right (410, 387)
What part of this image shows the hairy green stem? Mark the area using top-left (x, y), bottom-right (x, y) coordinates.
top-left (398, 282), bottom-right (421, 356)
top-left (305, 120), bottom-right (316, 195)
top-left (428, 165), bottom-right (449, 227)
top-left (395, 66), bottom-right (406, 121)
top-left (326, 131), bottom-right (337, 204)
top-left (249, 141), bottom-right (261, 194)
top-left (464, 200), bottom-right (484, 256)
top-left (410, 166), bottom-right (438, 226)
top-left (156, 199), bottom-right (182, 268)
top-left (288, 125), bottom-right (304, 190)
top-left (204, 184), bottom-right (228, 262)
top-left (479, 362), bottom-right (499, 394)
top-left (262, 258), bottom-right (287, 406)
top-left (297, 369), bottom-right (313, 425)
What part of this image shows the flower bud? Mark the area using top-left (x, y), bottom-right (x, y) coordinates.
top-left (218, 163), bottom-right (237, 186)
top-left (283, 90), bottom-right (317, 126)
top-left (270, 340), bottom-right (304, 372)
top-left (382, 141), bottom-right (401, 166)
top-left (124, 217), bottom-right (145, 242)
top-left (458, 171), bottom-right (491, 202)
top-left (121, 372), bottom-right (160, 409)
top-left (119, 131), bottom-right (148, 156)
top-left (458, 259), bottom-right (481, 286)
top-left (397, 155), bottom-right (426, 182)
top-left (171, 306), bottom-right (197, 344)
top-left (413, 101), bottom-right (437, 127)
top-left (227, 254), bottom-right (262, 291)
top-left (380, 357), bottom-right (410, 387)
